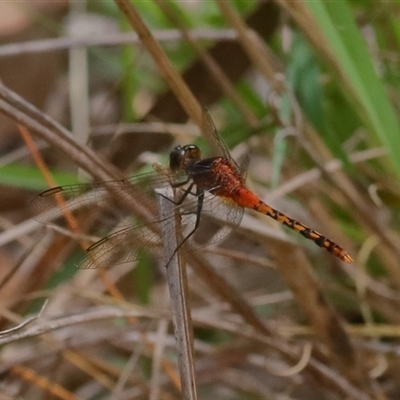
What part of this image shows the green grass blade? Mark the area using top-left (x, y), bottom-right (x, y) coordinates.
top-left (306, 0), bottom-right (400, 178)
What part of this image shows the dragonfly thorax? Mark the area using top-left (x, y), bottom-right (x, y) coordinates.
top-left (169, 144), bottom-right (202, 172)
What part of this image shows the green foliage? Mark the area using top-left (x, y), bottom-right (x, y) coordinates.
top-left (306, 0), bottom-right (400, 178)
top-left (286, 33), bottom-right (323, 130)
top-left (0, 164), bottom-right (77, 191)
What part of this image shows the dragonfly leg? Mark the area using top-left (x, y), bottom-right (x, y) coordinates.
top-left (165, 191), bottom-right (204, 267)
top-left (157, 181), bottom-right (196, 206)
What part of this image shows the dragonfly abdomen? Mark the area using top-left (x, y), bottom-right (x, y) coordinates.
top-left (231, 187), bottom-right (353, 263)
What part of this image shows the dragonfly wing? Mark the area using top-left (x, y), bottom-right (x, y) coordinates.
top-left (201, 109), bottom-right (241, 173)
top-left (76, 190), bottom-right (229, 268)
top-left (30, 163), bottom-right (244, 268)
top-left (177, 190), bottom-right (244, 249)
top-left (30, 169), bottom-right (176, 233)
top-left (77, 223), bottom-right (163, 269)
top-left (238, 150), bottom-right (251, 180)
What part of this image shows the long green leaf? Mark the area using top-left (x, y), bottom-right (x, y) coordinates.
top-left (306, 0), bottom-right (400, 178)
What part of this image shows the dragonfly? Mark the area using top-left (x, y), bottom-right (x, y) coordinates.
top-left (31, 113), bottom-right (353, 269)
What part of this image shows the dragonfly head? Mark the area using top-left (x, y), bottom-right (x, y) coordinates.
top-left (169, 144), bottom-right (201, 171)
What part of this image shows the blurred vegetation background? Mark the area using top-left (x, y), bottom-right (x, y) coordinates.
top-left (0, 1), bottom-right (399, 399)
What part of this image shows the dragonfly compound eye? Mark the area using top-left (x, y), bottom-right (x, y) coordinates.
top-left (182, 145), bottom-right (201, 163)
top-left (169, 145), bottom-right (186, 171)
top-left (169, 145), bottom-right (201, 171)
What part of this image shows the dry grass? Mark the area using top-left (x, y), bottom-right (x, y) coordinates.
top-left (0, 1), bottom-right (399, 399)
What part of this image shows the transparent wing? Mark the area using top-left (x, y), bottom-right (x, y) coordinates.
top-left (201, 109), bottom-right (241, 173)
top-left (77, 222), bottom-right (163, 269)
top-left (29, 168), bottom-right (186, 233)
top-left (75, 188), bottom-right (244, 269)
top-left (31, 160), bottom-right (245, 269)
top-left (188, 190), bottom-right (244, 247)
